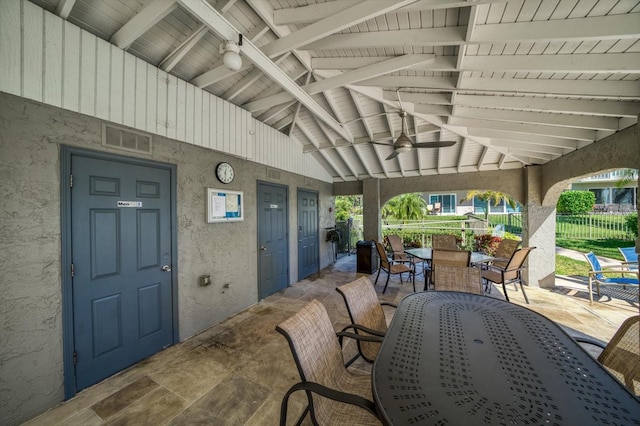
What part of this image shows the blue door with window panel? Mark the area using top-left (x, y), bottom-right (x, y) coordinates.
top-left (429, 194), bottom-right (455, 214)
top-left (71, 155), bottom-right (174, 391)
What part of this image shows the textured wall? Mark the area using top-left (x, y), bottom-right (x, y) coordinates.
top-left (0, 93), bottom-right (333, 425)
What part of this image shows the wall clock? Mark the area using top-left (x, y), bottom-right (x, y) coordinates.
top-left (216, 162), bottom-right (235, 184)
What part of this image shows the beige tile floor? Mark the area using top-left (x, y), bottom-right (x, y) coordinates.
top-left (25, 255), bottom-right (638, 426)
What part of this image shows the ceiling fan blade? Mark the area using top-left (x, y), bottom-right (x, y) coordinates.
top-left (385, 150), bottom-right (400, 160)
top-left (369, 141), bottom-right (394, 147)
top-left (413, 141), bottom-right (457, 148)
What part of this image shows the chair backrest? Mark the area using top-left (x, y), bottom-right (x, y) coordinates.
top-left (433, 265), bottom-right (483, 294)
top-left (387, 234), bottom-right (405, 256)
top-left (494, 239), bottom-right (520, 260)
top-left (276, 300), bottom-right (348, 414)
top-left (619, 247), bottom-right (638, 264)
top-left (432, 249), bottom-right (470, 284)
top-left (598, 315), bottom-right (639, 395)
top-left (432, 249), bottom-right (471, 267)
top-left (336, 277), bottom-right (386, 362)
top-left (432, 234), bottom-right (457, 250)
top-left (375, 241), bottom-right (391, 270)
top-left (503, 247), bottom-right (536, 281)
top-left (584, 252), bottom-right (605, 280)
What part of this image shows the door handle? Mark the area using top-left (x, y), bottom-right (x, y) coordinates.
top-left (162, 265), bottom-right (172, 272)
top-left (260, 246), bottom-right (267, 251)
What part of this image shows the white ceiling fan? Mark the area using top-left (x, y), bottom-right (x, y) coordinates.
top-left (368, 111), bottom-right (457, 160)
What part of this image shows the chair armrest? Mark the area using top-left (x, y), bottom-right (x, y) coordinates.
top-left (573, 336), bottom-right (606, 349)
top-left (337, 330), bottom-right (384, 348)
top-left (339, 324), bottom-right (385, 338)
top-left (588, 268), bottom-right (635, 276)
top-left (621, 261), bottom-right (638, 268)
top-left (281, 381), bottom-right (379, 425)
top-left (381, 302), bottom-right (397, 309)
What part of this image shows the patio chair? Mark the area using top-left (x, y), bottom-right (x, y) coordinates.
top-left (336, 277), bottom-right (396, 365)
top-left (583, 252), bottom-right (639, 304)
top-left (276, 300), bottom-right (381, 425)
top-left (573, 315), bottom-right (639, 395)
top-left (432, 234), bottom-right (457, 250)
top-left (386, 234), bottom-right (419, 268)
top-left (618, 247), bottom-right (638, 272)
top-left (374, 241), bottom-right (415, 294)
top-left (491, 239), bottom-right (521, 269)
top-left (430, 249), bottom-right (471, 290)
top-left (433, 202), bottom-right (441, 215)
top-left (433, 265), bottom-right (483, 294)
top-left (481, 247), bottom-right (535, 304)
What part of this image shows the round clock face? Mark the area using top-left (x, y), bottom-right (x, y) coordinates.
top-left (216, 162), bottom-right (235, 184)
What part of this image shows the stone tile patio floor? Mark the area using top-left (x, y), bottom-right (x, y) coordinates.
top-left (25, 254), bottom-right (638, 426)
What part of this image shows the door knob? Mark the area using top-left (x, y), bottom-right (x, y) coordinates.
top-left (162, 265), bottom-right (172, 272)
top-left (260, 246), bottom-right (267, 251)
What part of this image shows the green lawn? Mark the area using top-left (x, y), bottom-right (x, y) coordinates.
top-left (555, 238), bottom-right (633, 260)
top-left (555, 254), bottom-right (589, 276)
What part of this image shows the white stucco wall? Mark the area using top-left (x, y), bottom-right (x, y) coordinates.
top-left (0, 93), bottom-right (334, 425)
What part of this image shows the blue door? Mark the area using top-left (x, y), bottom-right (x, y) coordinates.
top-left (258, 183), bottom-right (288, 299)
top-left (71, 155), bottom-right (174, 391)
top-left (298, 190), bottom-right (319, 280)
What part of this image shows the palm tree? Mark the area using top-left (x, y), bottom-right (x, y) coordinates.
top-left (462, 190), bottom-right (517, 221)
top-left (382, 193), bottom-right (428, 223)
top-left (614, 168), bottom-right (638, 188)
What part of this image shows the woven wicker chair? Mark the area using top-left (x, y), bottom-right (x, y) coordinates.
top-left (573, 315), bottom-right (640, 396)
top-left (336, 277), bottom-right (397, 366)
top-left (433, 265), bottom-right (483, 294)
top-left (276, 300), bottom-right (382, 425)
top-left (429, 249), bottom-right (470, 290)
top-left (482, 247), bottom-right (535, 304)
top-left (432, 234), bottom-right (458, 250)
top-left (374, 241), bottom-right (415, 294)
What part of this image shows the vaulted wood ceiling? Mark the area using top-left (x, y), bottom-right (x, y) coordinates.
top-left (32, 0), bottom-right (640, 181)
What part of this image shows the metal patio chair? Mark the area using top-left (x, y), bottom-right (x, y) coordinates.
top-left (276, 300), bottom-right (382, 426)
top-left (433, 265), bottom-right (483, 294)
top-left (374, 241), bottom-right (415, 294)
top-left (573, 315), bottom-right (639, 395)
top-left (583, 252), bottom-right (639, 304)
top-left (431, 234), bottom-right (458, 250)
top-left (618, 247), bottom-right (638, 273)
top-left (481, 247), bottom-right (535, 304)
top-left (336, 276), bottom-right (396, 366)
top-left (430, 249), bottom-right (471, 290)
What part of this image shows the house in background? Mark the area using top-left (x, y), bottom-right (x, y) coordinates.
top-left (570, 169), bottom-right (639, 212)
top-left (421, 192), bottom-right (522, 216)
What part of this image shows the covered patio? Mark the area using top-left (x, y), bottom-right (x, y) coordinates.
top-left (23, 254), bottom-right (637, 425)
top-left (1, 0), bottom-right (639, 424)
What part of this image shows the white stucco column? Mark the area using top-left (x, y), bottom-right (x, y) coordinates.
top-left (362, 178), bottom-right (382, 242)
top-left (522, 166), bottom-right (557, 289)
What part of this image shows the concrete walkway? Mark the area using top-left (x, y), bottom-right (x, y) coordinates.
top-left (555, 246), bottom-right (620, 266)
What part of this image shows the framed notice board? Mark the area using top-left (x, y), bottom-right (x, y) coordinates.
top-left (207, 188), bottom-right (244, 222)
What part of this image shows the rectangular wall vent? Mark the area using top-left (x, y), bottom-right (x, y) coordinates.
top-left (266, 168), bottom-right (281, 181)
top-left (102, 124), bottom-right (152, 155)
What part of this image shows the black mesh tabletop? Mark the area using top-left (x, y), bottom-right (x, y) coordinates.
top-left (372, 292), bottom-right (640, 426)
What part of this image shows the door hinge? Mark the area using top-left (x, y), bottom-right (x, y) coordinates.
top-left (73, 351), bottom-right (78, 365)
top-left (69, 174), bottom-right (73, 188)
top-left (71, 263), bottom-right (75, 278)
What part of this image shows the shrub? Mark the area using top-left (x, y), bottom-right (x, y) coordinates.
top-left (473, 234), bottom-right (502, 255)
top-left (557, 190), bottom-right (596, 214)
top-left (626, 213), bottom-right (638, 237)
